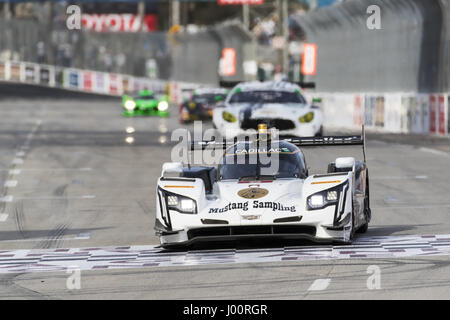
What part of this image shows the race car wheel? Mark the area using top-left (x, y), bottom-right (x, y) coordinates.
top-left (315, 126), bottom-right (323, 137)
top-left (357, 171), bottom-right (370, 234)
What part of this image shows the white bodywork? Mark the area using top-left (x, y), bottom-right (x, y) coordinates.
top-left (213, 81), bottom-right (323, 139)
top-left (155, 155), bottom-right (369, 247)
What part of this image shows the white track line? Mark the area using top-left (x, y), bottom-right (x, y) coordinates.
top-left (11, 158), bottom-right (24, 165)
top-left (0, 214), bottom-right (8, 222)
top-left (4, 180), bottom-right (18, 188)
top-left (0, 196), bottom-right (13, 203)
top-left (308, 279), bottom-right (331, 291)
top-left (8, 169), bottom-right (21, 175)
top-left (420, 147), bottom-right (450, 157)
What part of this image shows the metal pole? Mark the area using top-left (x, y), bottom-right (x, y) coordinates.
top-left (281, 0), bottom-right (289, 76)
top-left (242, 4), bottom-right (249, 30)
top-left (172, 0), bottom-right (180, 27)
top-left (138, 1), bottom-right (145, 31)
top-left (3, 1), bottom-right (10, 19)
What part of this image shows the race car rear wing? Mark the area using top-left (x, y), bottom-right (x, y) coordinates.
top-left (190, 126), bottom-right (367, 162)
top-left (218, 80), bottom-right (316, 90)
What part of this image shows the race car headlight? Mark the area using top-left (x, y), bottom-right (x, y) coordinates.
top-left (180, 199), bottom-right (195, 213)
top-left (124, 100), bottom-right (136, 111)
top-left (299, 111), bottom-right (314, 123)
top-left (163, 192), bottom-right (197, 214)
top-left (222, 111), bottom-right (237, 123)
top-left (307, 188), bottom-right (341, 210)
top-left (309, 195), bottom-right (325, 208)
top-left (158, 101), bottom-right (169, 111)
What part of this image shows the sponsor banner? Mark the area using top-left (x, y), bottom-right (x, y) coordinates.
top-left (429, 95), bottom-right (437, 134)
top-left (55, 67), bottom-right (64, 88)
top-left (364, 95), bottom-right (376, 127)
top-left (81, 14), bottom-right (158, 32)
top-left (82, 71), bottom-right (93, 91)
top-left (218, 0), bottom-right (264, 4)
top-left (220, 48), bottom-right (237, 77)
top-left (23, 63), bottom-right (37, 83)
top-left (438, 95), bottom-right (446, 135)
top-left (64, 69), bottom-right (83, 89)
top-left (108, 74), bottom-right (122, 95)
top-left (353, 94), bottom-right (364, 127)
top-left (94, 72), bottom-right (107, 93)
top-left (0, 61), bottom-right (6, 80)
top-left (384, 94), bottom-right (402, 133)
top-left (39, 65), bottom-right (53, 86)
top-left (448, 95), bottom-right (450, 136)
top-left (419, 94), bottom-right (430, 134)
top-left (9, 62), bottom-right (21, 82)
top-left (301, 43), bottom-right (318, 76)
top-left (374, 96), bottom-right (385, 128)
top-left (122, 76), bottom-right (132, 94)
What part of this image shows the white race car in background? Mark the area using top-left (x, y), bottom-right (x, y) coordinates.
top-left (213, 81), bottom-right (323, 139)
top-left (155, 125), bottom-right (371, 249)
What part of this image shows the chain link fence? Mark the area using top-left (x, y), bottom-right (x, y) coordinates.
top-left (291, 0), bottom-right (450, 93)
top-left (0, 17), bottom-right (258, 85)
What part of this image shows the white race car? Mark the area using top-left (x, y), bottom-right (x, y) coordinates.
top-left (212, 81), bottom-right (323, 139)
top-left (155, 125), bottom-right (371, 248)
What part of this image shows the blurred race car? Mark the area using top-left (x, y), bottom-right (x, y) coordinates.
top-left (213, 81), bottom-right (323, 139)
top-left (155, 124), bottom-right (371, 248)
top-left (122, 89), bottom-right (169, 117)
top-left (179, 88), bottom-right (228, 123)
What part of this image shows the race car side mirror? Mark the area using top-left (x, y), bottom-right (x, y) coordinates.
top-left (335, 157), bottom-right (355, 171)
top-left (161, 162), bottom-right (183, 178)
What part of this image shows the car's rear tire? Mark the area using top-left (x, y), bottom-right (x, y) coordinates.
top-left (315, 126), bottom-right (323, 137)
top-left (357, 172), bottom-right (371, 234)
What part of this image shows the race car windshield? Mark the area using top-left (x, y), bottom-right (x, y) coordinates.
top-left (228, 90), bottom-right (306, 104)
top-left (219, 152), bottom-right (307, 180)
top-left (193, 94), bottom-right (225, 104)
top-left (135, 94), bottom-right (154, 100)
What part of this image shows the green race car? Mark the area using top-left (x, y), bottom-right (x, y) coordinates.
top-left (122, 89), bottom-right (169, 117)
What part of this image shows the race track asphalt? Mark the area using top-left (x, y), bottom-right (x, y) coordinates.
top-left (0, 85), bottom-right (450, 299)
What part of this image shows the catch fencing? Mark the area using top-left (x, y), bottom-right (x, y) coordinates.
top-left (0, 17), bottom-right (257, 85)
top-left (303, 92), bottom-right (449, 136)
top-left (291, 0), bottom-right (450, 93)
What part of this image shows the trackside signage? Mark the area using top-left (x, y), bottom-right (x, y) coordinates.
top-left (81, 14), bottom-right (158, 32)
top-left (218, 0), bottom-right (264, 4)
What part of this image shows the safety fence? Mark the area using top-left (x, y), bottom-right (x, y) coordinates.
top-left (0, 17), bottom-right (257, 85)
top-left (0, 58), bottom-right (208, 109)
top-left (304, 92), bottom-right (449, 136)
top-left (292, 0), bottom-right (450, 93)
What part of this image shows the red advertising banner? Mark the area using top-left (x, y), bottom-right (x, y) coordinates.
top-left (83, 72), bottom-right (93, 91)
top-left (353, 94), bottom-right (363, 126)
top-left (438, 95), bottom-right (446, 135)
top-left (221, 48), bottom-right (236, 77)
top-left (82, 14), bottom-right (158, 32)
top-left (429, 95), bottom-right (437, 133)
top-left (218, 0), bottom-right (264, 4)
top-left (109, 74), bottom-right (120, 95)
top-left (302, 43), bottom-right (317, 76)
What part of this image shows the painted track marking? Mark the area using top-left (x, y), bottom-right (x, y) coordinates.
top-left (1, 234), bottom-right (450, 274)
top-left (308, 279), bottom-right (331, 291)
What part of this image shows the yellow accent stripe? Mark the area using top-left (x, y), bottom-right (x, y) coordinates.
top-left (311, 180), bottom-right (341, 185)
top-left (164, 185), bottom-right (194, 188)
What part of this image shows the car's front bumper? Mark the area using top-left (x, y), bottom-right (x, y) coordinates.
top-left (156, 220), bottom-right (351, 249)
top-left (123, 109), bottom-right (169, 117)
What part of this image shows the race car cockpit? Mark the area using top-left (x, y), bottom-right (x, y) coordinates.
top-left (218, 140), bottom-right (308, 181)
